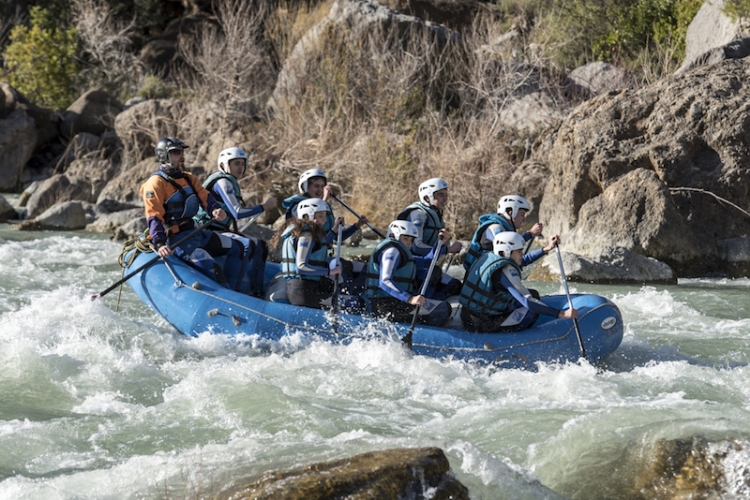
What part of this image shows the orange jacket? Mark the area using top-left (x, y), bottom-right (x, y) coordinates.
top-left (140, 168), bottom-right (219, 245)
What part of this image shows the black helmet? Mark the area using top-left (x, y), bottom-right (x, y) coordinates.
top-left (155, 136), bottom-right (188, 164)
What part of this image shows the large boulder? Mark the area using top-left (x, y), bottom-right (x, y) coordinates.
top-left (0, 83), bottom-right (59, 151)
top-left (269, 0), bottom-right (456, 115)
top-left (222, 447), bottom-right (469, 500)
top-left (0, 108), bottom-right (37, 192)
top-left (96, 158), bottom-right (155, 212)
top-left (538, 58), bottom-right (750, 277)
top-left (679, 0), bottom-right (750, 71)
top-left (564, 169), bottom-right (700, 264)
top-left (0, 195), bottom-right (16, 222)
top-left (566, 61), bottom-right (636, 97)
top-left (16, 201), bottom-right (88, 231)
top-left (498, 91), bottom-right (566, 134)
top-left (24, 174), bottom-right (98, 219)
top-left (59, 89), bottom-right (123, 140)
top-left (528, 247), bottom-right (676, 284)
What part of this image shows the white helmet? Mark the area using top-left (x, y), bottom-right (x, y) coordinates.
top-left (297, 198), bottom-right (330, 221)
top-left (497, 195), bottom-right (531, 220)
top-left (217, 147), bottom-right (247, 175)
top-left (298, 168), bottom-right (327, 194)
top-left (388, 220), bottom-right (419, 240)
top-left (418, 177), bottom-right (448, 205)
top-left (493, 231), bottom-right (525, 257)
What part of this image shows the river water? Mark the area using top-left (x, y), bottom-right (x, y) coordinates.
top-left (1, 222), bottom-right (750, 500)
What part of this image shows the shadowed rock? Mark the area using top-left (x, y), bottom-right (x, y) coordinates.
top-left (0, 108), bottom-right (37, 192)
top-left (539, 59), bottom-right (750, 277)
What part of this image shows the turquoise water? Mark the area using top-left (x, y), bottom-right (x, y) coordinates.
top-left (1, 224), bottom-right (750, 499)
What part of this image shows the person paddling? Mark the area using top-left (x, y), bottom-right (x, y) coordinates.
top-left (140, 136), bottom-right (244, 290)
top-left (463, 195), bottom-right (544, 271)
top-left (272, 198), bottom-right (345, 310)
top-left (196, 147), bottom-right (277, 297)
top-left (365, 220), bottom-right (451, 327)
top-left (396, 177), bottom-right (463, 299)
top-left (459, 231), bottom-right (577, 333)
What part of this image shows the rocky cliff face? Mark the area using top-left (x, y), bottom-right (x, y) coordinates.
top-left (539, 58), bottom-right (750, 277)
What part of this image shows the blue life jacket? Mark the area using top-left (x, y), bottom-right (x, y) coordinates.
top-left (196, 171), bottom-right (243, 231)
top-left (283, 194), bottom-right (335, 232)
top-left (397, 202), bottom-right (444, 248)
top-left (463, 213), bottom-right (515, 271)
top-left (459, 252), bottom-right (521, 316)
top-left (365, 239), bottom-right (417, 299)
top-left (152, 171), bottom-right (202, 227)
top-left (280, 226), bottom-right (329, 281)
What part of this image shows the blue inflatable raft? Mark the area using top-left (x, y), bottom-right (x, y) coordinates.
top-left (124, 251), bottom-right (624, 369)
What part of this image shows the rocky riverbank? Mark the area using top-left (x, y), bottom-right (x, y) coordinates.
top-left (2, 0), bottom-right (750, 285)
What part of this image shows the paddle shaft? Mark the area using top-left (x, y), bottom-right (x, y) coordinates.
top-left (443, 253), bottom-right (455, 273)
top-left (92, 221), bottom-right (211, 300)
top-left (238, 212), bottom-right (263, 233)
top-left (524, 234), bottom-right (535, 255)
top-left (555, 244), bottom-right (587, 360)
top-left (331, 195), bottom-right (386, 239)
top-left (402, 238), bottom-right (444, 349)
top-left (331, 225), bottom-right (343, 332)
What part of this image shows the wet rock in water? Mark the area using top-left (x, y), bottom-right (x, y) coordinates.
top-left (628, 437), bottom-right (729, 500)
top-left (0, 195), bottom-right (16, 222)
top-left (15, 201), bottom-right (87, 231)
top-left (528, 246), bottom-right (676, 284)
top-left (222, 447), bottom-right (469, 500)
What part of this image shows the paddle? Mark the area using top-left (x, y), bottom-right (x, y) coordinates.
top-left (443, 253), bottom-right (455, 273)
top-left (402, 238), bottom-right (444, 350)
top-left (524, 234), bottom-right (535, 255)
top-left (238, 212), bottom-right (263, 234)
top-left (91, 221), bottom-right (212, 301)
top-left (331, 224), bottom-right (343, 333)
top-left (330, 194), bottom-right (386, 239)
top-left (554, 243), bottom-right (587, 360)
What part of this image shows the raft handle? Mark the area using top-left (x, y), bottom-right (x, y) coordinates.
top-left (207, 308), bottom-right (242, 327)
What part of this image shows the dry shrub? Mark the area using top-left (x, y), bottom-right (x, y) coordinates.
top-left (178, 0), bottom-right (275, 104)
top-left (157, 0), bottom-right (573, 235)
top-left (264, 0), bottom-right (334, 65)
top-left (72, 0), bottom-right (143, 99)
top-left (256, 7), bottom-right (571, 237)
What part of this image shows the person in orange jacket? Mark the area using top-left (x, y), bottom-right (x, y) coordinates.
top-left (140, 136), bottom-right (245, 289)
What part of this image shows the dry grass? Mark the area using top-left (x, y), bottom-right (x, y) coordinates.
top-left (132, 0), bottom-right (575, 238)
top-left (177, 0), bottom-right (275, 104)
top-left (252, 5), bottom-right (572, 236)
top-left (72, 0), bottom-right (144, 99)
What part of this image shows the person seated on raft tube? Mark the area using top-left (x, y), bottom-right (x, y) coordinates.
top-left (195, 147), bottom-right (277, 297)
top-left (396, 177), bottom-right (463, 299)
top-left (140, 136), bottom-right (245, 290)
top-left (463, 195), bottom-right (544, 272)
top-left (272, 197), bottom-right (353, 310)
top-left (283, 168), bottom-right (370, 292)
top-left (282, 168), bottom-right (368, 245)
top-left (459, 231), bottom-right (578, 333)
top-left (365, 220), bottom-right (451, 327)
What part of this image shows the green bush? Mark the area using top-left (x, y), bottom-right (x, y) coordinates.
top-left (2, 7), bottom-right (79, 110)
top-left (593, 0), bottom-right (702, 64)
top-left (535, 0), bottom-right (701, 74)
top-left (723, 0), bottom-right (750, 21)
top-left (136, 75), bottom-right (175, 100)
